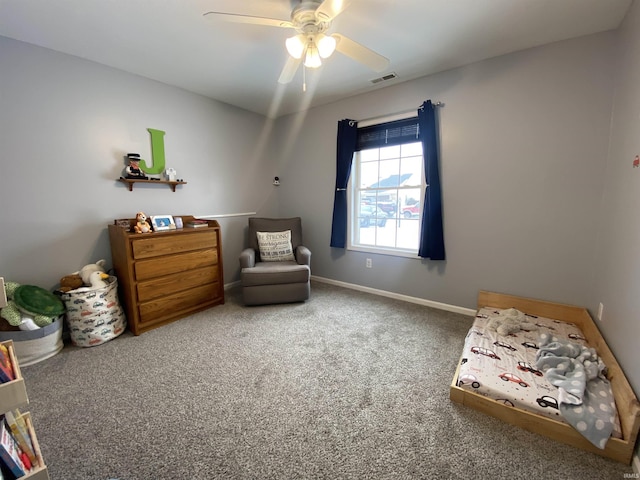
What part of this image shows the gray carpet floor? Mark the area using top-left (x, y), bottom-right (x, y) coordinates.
top-left (20, 281), bottom-right (635, 479)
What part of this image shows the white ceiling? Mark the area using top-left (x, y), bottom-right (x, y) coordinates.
top-left (0, 0), bottom-right (632, 118)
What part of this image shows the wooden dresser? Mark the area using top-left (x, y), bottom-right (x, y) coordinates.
top-left (108, 216), bottom-right (224, 335)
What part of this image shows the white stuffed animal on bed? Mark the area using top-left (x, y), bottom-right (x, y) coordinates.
top-left (487, 308), bottom-right (538, 336)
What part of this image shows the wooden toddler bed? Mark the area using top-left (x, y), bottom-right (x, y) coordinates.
top-left (450, 290), bottom-right (640, 464)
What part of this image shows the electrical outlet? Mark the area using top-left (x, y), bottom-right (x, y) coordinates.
top-left (597, 302), bottom-right (604, 322)
top-left (366, 258), bottom-right (372, 268)
top-left (0, 277), bottom-right (6, 308)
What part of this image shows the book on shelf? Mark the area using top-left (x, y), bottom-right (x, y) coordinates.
top-left (0, 344), bottom-right (15, 384)
top-left (3, 411), bottom-right (34, 465)
top-left (185, 220), bottom-right (208, 228)
top-left (0, 421), bottom-right (28, 478)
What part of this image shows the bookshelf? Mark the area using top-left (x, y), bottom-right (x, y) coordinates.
top-left (0, 340), bottom-right (49, 479)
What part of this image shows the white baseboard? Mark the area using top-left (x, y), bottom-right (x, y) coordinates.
top-left (311, 275), bottom-right (476, 317)
top-left (228, 274), bottom-right (475, 317)
top-left (224, 280), bottom-right (241, 291)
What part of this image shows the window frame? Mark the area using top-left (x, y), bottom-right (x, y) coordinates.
top-left (346, 114), bottom-right (426, 258)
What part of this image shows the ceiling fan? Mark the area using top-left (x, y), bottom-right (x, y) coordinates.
top-left (203, 0), bottom-right (390, 85)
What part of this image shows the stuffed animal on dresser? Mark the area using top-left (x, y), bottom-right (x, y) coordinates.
top-left (134, 212), bottom-right (151, 234)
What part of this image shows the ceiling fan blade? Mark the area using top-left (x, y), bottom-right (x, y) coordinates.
top-left (315, 0), bottom-right (352, 22)
top-left (278, 56), bottom-right (302, 84)
top-left (333, 34), bottom-right (389, 72)
top-left (203, 11), bottom-right (293, 29)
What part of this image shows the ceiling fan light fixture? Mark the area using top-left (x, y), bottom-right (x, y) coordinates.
top-left (304, 43), bottom-right (322, 68)
top-left (285, 34), bottom-right (305, 59)
top-left (205, 1), bottom-right (388, 85)
top-left (317, 34), bottom-right (337, 59)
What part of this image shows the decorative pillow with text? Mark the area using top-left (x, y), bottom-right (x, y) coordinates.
top-left (256, 230), bottom-right (295, 262)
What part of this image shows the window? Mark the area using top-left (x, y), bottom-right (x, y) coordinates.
top-left (331, 101), bottom-right (444, 259)
top-left (347, 116), bottom-right (425, 256)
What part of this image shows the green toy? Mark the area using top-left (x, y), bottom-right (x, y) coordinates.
top-left (0, 281), bottom-right (65, 330)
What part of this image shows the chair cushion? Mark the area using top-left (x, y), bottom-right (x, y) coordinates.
top-left (248, 218), bottom-right (302, 253)
top-left (256, 230), bottom-right (295, 262)
top-left (241, 261), bottom-right (310, 287)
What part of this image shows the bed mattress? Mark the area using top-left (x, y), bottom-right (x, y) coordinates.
top-left (456, 307), bottom-right (622, 438)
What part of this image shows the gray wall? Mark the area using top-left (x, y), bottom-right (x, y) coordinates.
top-left (275, 33), bottom-right (614, 310)
top-left (0, 36), bottom-right (279, 289)
top-left (592, 0), bottom-right (640, 394)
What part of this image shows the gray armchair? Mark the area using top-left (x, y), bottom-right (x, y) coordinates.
top-left (239, 217), bottom-right (311, 306)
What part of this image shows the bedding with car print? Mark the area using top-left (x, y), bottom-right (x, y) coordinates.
top-left (455, 307), bottom-right (622, 445)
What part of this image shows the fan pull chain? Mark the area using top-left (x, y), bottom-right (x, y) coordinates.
top-left (303, 65), bottom-right (307, 92)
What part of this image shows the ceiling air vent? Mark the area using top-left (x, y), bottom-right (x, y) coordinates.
top-left (370, 72), bottom-right (397, 84)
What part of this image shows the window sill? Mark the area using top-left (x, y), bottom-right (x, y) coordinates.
top-left (346, 245), bottom-right (420, 259)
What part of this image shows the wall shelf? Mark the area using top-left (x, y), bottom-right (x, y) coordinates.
top-left (117, 178), bottom-right (187, 192)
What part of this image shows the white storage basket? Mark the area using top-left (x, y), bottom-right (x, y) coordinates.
top-left (61, 276), bottom-right (126, 347)
top-left (0, 317), bottom-right (63, 366)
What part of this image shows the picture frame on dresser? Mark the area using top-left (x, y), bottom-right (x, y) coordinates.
top-left (115, 219), bottom-right (131, 231)
top-left (150, 215), bottom-right (175, 231)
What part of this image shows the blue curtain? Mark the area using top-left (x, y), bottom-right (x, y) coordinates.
top-left (330, 119), bottom-right (358, 248)
top-left (418, 100), bottom-right (445, 260)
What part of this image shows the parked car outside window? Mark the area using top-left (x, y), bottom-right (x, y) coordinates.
top-left (401, 204), bottom-right (420, 218)
top-left (376, 202), bottom-right (397, 216)
top-left (359, 205), bottom-right (388, 227)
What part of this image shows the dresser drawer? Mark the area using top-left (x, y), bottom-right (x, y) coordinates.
top-left (138, 283), bottom-right (220, 324)
top-left (134, 248), bottom-right (218, 281)
top-left (131, 231), bottom-right (217, 259)
top-left (136, 266), bottom-right (219, 302)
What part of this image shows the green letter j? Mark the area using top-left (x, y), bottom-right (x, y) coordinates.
top-left (140, 128), bottom-right (166, 174)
